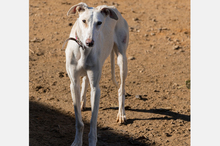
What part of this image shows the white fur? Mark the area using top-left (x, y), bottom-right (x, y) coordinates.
top-left (65, 3), bottom-right (129, 146)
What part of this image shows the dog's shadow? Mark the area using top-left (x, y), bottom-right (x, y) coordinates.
top-left (103, 107), bottom-right (190, 125)
top-left (30, 101), bottom-right (155, 146)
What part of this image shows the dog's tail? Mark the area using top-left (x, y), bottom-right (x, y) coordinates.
top-left (110, 50), bottom-right (119, 88)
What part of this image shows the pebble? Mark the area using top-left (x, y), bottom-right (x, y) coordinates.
top-left (133, 18), bottom-right (139, 21)
top-left (151, 33), bottom-right (155, 36)
top-left (30, 37), bottom-right (44, 43)
top-left (125, 93), bottom-right (131, 97)
top-left (173, 45), bottom-right (180, 50)
top-left (165, 133), bottom-right (172, 137)
top-left (128, 56), bottom-right (135, 60)
top-left (58, 72), bottom-right (65, 78)
top-left (135, 95), bottom-right (142, 100)
top-left (162, 27), bottom-right (168, 30)
top-left (158, 28), bottom-right (162, 32)
top-left (152, 18), bottom-right (156, 22)
top-left (125, 105), bottom-right (131, 109)
top-left (129, 27), bottom-right (134, 32)
top-left (154, 90), bottom-right (160, 92)
top-left (164, 107), bottom-right (172, 110)
top-left (178, 49), bottom-right (185, 53)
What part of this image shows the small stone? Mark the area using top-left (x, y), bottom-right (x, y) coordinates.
top-left (137, 29), bottom-right (140, 33)
top-left (158, 28), bottom-right (162, 32)
top-left (125, 105), bottom-right (131, 109)
top-left (164, 107), bottom-right (172, 110)
top-left (151, 33), bottom-right (155, 36)
top-left (179, 49), bottom-right (185, 52)
top-left (165, 133), bottom-right (172, 137)
top-left (52, 81), bottom-right (57, 86)
top-left (58, 72), bottom-right (65, 78)
top-left (144, 34), bottom-right (148, 37)
top-left (125, 93), bottom-right (131, 97)
top-left (173, 83), bottom-right (179, 86)
top-left (128, 56), bottom-right (135, 60)
top-left (174, 39), bottom-right (180, 42)
top-left (154, 90), bottom-right (160, 92)
top-left (133, 18), bottom-right (139, 21)
top-left (129, 27), bottom-right (134, 32)
top-left (173, 45), bottom-right (180, 50)
top-left (152, 18), bottom-right (156, 22)
top-left (135, 95), bottom-right (142, 100)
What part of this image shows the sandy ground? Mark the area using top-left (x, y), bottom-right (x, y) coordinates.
top-left (29, 0), bottom-right (190, 145)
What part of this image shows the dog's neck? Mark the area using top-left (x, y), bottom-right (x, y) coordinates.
top-left (75, 31), bottom-right (86, 50)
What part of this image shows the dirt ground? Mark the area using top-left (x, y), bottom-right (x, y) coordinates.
top-left (29, 0), bottom-right (190, 145)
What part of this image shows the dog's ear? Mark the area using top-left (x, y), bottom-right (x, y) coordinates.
top-left (101, 7), bottom-right (118, 20)
top-left (67, 2), bottom-right (88, 16)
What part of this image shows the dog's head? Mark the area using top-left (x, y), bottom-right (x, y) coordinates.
top-left (67, 2), bottom-right (118, 48)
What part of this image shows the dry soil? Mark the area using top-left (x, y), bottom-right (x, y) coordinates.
top-left (29, 0), bottom-right (190, 145)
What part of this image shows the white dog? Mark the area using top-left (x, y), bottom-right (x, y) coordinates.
top-left (64, 2), bottom-right (129, 146)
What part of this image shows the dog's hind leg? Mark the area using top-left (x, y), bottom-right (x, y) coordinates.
top-left (114, 43), bottom-right (128, 124)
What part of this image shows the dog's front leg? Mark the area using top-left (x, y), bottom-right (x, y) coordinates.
top-left (87, 66), bottom-right (101, 146)
top-left (66, 62), bottom-right (84, 146)
top-left (69, 74), bottom-right (84, 146)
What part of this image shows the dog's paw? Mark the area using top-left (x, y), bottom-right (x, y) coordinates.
top-left (116, 113), bottom-right (126, 124)
top-left (71, 138), bottom-right (82, 146)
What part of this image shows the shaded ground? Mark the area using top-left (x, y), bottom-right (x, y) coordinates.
top-left (29, 0), bottom-right (190, 145)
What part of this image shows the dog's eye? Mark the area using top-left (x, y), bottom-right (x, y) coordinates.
top-left (82, 20), bottom-right (86, 23)
top-left (97, 21), bottom-right (102, 26)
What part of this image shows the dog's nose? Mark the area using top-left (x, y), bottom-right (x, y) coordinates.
top-left (86, 39), bottom-right (94, 47)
